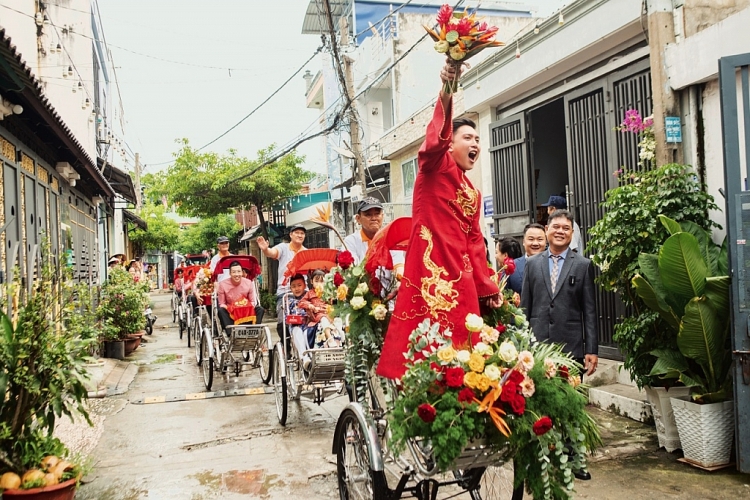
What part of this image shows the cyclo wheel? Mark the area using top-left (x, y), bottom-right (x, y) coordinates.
top-left (201, 332), bottom-right (213, 391)
top-left (273, 343), bottom-right (287, 425)
top-left (258, 327), bottom-right (273, 385)
top-left (287, 348), bottom-right (299, 401)
top-left (335, 408), bottom-right (388, 500)
top-left (459, 464), bottom-right (520, 500)
top-left (178, 304), bottom-right (185, 340)
top-left (186, 307), bottom-right (192, 348)
top-left (193, 316), bottom-right (202, 364)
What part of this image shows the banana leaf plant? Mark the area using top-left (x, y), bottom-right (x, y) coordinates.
top-left (632, 215), bottom-right (731, 403)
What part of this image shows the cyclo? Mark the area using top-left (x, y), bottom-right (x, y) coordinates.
top-left (329, 218), bottom-right (598, 500)
top-left (192, 255), bottom-right (273, 391)
top-left (272, 248), bottom-right (348, 426)
top-left (174, 265), bottom-right (202, 344)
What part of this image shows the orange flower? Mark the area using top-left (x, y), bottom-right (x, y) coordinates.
top-left (474, 382), bottom-right (511, 437)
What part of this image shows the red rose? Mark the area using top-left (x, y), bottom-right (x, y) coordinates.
top-left (532, 416), bottom-right (553, 436)
top-left (559, 366), bottom-right (570, 380)
top-left (508, 369), bottom-right (524, 385)
top-left (417, 403), bottom-right (437, 423)
top-left (333, 272), bottom-right (344, 287)
top-left (496, 323), bottom-right (506, 334)
top-left (500, 382), bottom-right (518, 402)
top-left (503, 257), bottom-right (516, 276)
top-left (458, 388), bottom-right (476, 403)
top-left (445, 366), bottom-right (465, 388)
top-left (369, 277), bottom-right (382, 296)
top-left (338, 250), bottom-right (355, 270)
top-left (509, 393), bottom-right (526, 415)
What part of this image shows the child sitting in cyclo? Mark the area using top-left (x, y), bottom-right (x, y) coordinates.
top-left (299, 270), bottom-right (343, 349)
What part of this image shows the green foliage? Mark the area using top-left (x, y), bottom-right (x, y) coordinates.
top-left (97, 268), bottom-right (149, 339)
top-left (259, 290), bottom-right (276, 312)
top-left (586, 164), bottom-right (720, 388)
top-left (163, 140), bottom-right (313, 231)
top-left (633, 216), bottom-right (731, 403)
top-left (177, 214), bottom-right (241, 255)
top-left (0, 250), bottom-right (98, 474)
top-left (128, 203), bottom-right (180, 252)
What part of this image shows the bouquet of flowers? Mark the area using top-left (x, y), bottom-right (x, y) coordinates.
top-left (194, 267), bottom-right (213, 297)
top-left (425, 4), bottom-right (505, 93)
top-left (389, 308), bottom-right (601, 499)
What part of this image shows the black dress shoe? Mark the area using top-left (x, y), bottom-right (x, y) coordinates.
top-left (573, 470), bottom-right (591, 481)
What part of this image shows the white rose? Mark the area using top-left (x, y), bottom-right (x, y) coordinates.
top-left (456, 350), bottom-right (471, 363)
top-left (355, 282), bottom-right (369, 296)
top-left (484, 364), bottom-right (501, 381)
top-left (350, 296), bottom-right (367, 310)
top-left (370, 304), bottom-right (388, 321)
top-left (465, 313), bottom-right (484, 332)
top-left (498, 341), bottom-right (518, 363)
top-left (474, 342), bottom-right (492, 355)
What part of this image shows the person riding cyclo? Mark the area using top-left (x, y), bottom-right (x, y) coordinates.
top-left (216, 260), bottom-right (261, 335)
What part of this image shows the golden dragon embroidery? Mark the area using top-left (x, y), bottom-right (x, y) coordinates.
top-left (419, 225), bottom-right (460, 317)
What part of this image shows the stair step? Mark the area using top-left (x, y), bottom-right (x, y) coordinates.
top-left (589, 383), bottom-right (653, 424)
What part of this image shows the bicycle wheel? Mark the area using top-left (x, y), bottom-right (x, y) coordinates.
top-left (178, 305), bottom-right (185, 340)
top-left (335, 408), bottom-right (388, 500)
top-left (193, 316), bottom-right (203, 364)
top-left (201, 333), bottom-right (213, 391)
top-left (186, 308), bottom-right (193, 348)
top-left (258, 328), bottom-right (273, 385)
top-left (172, 296), bottom-right (177, 323)
top-left (273, 343), bottom-right (287, 425)
top-left (287, 349), bottom-right (300, 401)
top-left (469, 464), bottom-right (519, 500)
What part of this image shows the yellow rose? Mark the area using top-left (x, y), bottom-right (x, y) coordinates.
top-left (468, 352), bottom-right (485, 373)
top-left (336, 284), bottom-right (349, 301)
top-left (464, 371), bottom-right (480, 389)
top-left (474, 374), bottom-right (491, 392)
top-left (437, 346), bottom-right (456, 364)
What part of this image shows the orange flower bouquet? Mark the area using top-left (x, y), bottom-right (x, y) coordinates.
top-left (424, 4), bottom-right (505, 93)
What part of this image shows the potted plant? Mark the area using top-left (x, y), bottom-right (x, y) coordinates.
top-left (587, 157), bottom-right (720, 451)
top-left (632, 215), bottom-right (733, 468)
top-left (97, 268), bottom-right (148, 356)
top-left (0, 250), bottom-right (97, 497)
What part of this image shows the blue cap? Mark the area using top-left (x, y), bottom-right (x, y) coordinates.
top-left (541, 195), bottom-right (567, 209)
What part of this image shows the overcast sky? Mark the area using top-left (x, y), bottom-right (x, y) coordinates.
top-left (97, 0), bottom-right (567, 177)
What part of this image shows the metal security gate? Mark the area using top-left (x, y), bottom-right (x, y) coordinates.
top-left (488, 113), bottom-right (531, 235)
top-left (720, 52), bottom-right (750, 474)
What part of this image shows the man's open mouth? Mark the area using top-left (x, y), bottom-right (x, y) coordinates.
top-left (468, 151), bottom-right (478, 161)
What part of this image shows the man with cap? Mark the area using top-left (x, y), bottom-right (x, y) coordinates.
top-left (210, 236), bottom-right (233, 283)
top-left (541, 195), bottom-right (582, 252)
top-left (257, 224), bottom-right (307, 336)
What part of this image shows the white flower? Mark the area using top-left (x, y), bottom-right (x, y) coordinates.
top-left (465, 313), bottom-right (484, 332)
top-left (520, 375), bottom-right (536, 397)
top-left (370, 304), bottom-right (388, 321)
top-left (498, 341), bottom-right (518, 363)
top-left (456, 349), bottom-right (471, 363)
top-left (544, 358), bottom-right (557, 379)
top-left (517, 350), bottom-right (534, 372)
top-left (474, 342), bottom-right (493, 356)
top-left (350, 296), bottom-right (367, 310)
top-left (479, 326), bottom-right (500, 344)
top-left (355, 282), bottom-right (369, 296)
top-left (484, 364), bottom-right (501, 381)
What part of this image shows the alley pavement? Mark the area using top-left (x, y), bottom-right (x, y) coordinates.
top-left (55, 292), bottom-right (750, 499)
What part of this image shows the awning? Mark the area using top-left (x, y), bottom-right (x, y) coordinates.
top-left (99, 158), bottom-right (136, 204)
top-left (333, 163), bottom-right (390, 190)
top-left (240, 224), bottom-right (279, 242)
top-left (301, 0), bottom-right (349, 34)
top-left (123, 209), bottom-right (147, 230)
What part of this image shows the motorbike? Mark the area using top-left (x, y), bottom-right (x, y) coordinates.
top-left (144, 306), bottom-right (157, 335)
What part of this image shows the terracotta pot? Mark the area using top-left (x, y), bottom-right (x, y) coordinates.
top-left (123, 335), bottom-right (141, 356)
top-left (2, 477), bottom-right (77, 500)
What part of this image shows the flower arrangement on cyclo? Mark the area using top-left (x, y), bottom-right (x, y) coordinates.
top-left (331, 251), bottom-right (601, 500)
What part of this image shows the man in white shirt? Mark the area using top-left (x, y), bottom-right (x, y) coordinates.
top-left (209, 236), bottom-right (233, 283)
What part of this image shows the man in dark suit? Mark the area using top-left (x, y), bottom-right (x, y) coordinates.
top-left (520, 209), bottom-right (598, 481)
top-left (507, 223), bottom-right (546, 294)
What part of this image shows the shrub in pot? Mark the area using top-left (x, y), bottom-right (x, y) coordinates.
top-left (632, 215), bottom-right (733, 467)
top-left (97, 268), bottom-right (147, 340)
top-left (0, 250), bottom-right (96, 493)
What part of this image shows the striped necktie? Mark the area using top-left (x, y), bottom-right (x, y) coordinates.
top-left (550, 255), bottom-right (562, 293)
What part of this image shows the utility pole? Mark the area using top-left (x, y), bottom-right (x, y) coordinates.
top-left (134, 152), bottom-right (142, 214)
top-left (339, 16), bottom-right (367, 196)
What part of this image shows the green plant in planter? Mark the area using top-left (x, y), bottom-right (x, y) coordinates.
top-left (97, 268), bottom-right (148, 338)
top-left (587, 163), bottom-right (720, 388)
top-left (632, 215), bottom-right (731, 403)
top-left (0, 251), bottom-right (97, 478)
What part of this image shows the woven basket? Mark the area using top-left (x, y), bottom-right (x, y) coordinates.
top-left (671, 397), bottom-right (734, 468)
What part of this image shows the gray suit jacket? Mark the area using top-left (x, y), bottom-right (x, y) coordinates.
top-left (519, 249), bottom-right (598, 359)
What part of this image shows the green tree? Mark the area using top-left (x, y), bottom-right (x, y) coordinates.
top-left (129, 203), bottom-right (180, 252)
top-left (164, 140), bottom-right (313, 238)
top-left (177, 214), bottom-right (241, 255)
top-left (141, 171), bottom-right (169, 206)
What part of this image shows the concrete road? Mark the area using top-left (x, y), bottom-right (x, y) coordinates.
top-left (75, 292), bottom-right (750, 499)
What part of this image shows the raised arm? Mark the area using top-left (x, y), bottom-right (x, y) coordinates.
top-left (417, 61), bottom-right (463, 173)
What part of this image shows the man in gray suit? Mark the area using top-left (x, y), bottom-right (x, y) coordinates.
top-left (520, 209), bottom-right (598, 481)
top-left (520, 210), bottom-right (599, 375)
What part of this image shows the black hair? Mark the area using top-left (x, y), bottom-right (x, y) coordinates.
top-left (310, 269), bottom-right (326, 279)
top-left (453, 117), bottom-right (476, 132)
top-left (176, 268), bottom-right (184, 274)
top-left (290, 273), bottom-right (306, 284)
top-left (497, 237), bottom-right (523, 259)
top-left (523, 223), bottom-right (545, 235)
top-left (229, 260), bottom-right (242, 269)
top-left (548, 209), bottom-right (575, 225)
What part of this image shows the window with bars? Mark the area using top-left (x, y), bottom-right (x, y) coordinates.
top-left (401, 157), bottom-right (417, 197)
